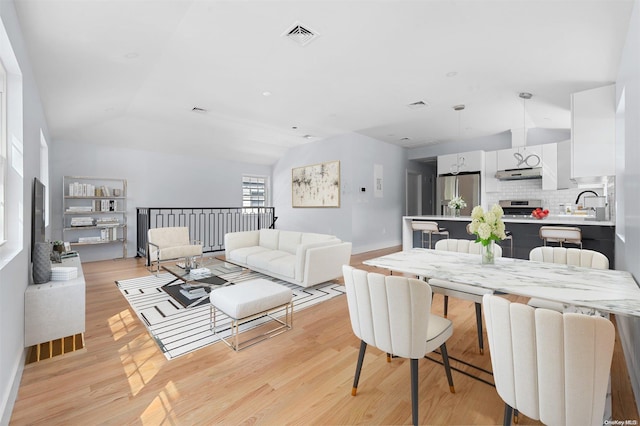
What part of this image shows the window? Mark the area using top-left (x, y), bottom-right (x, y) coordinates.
top-left (40, 130), bottom-right (49, 226)
top-left (0, 60), bottom-right (6, 244)
top-left (242, 175), bottom-right (268, 207)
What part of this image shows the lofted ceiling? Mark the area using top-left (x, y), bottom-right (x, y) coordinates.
top-left (14, 0), bottom-right (634, 165)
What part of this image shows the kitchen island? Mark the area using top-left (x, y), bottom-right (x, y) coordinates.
top-left (403, 215), bottom-right (616, 265)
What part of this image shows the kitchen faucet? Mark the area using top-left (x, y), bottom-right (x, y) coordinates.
top-left (574, 190), bottom-right (599, 206)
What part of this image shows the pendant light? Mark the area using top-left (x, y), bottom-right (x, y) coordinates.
top-left (519, 92), bottom-right (532, 146)
top-left (450, 104), bottom-right (466, 175)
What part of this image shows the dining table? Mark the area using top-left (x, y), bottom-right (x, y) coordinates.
top-left (363, 248), bottom-right (640, 317)
top-left (363, 248), bottom-right (640, 421)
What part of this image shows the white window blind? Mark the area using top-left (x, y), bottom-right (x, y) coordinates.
top-left (242, 175), bottom-right (268, 207)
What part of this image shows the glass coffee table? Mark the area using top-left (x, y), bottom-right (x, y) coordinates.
top-left (161, 256), bottom-right (246, 308)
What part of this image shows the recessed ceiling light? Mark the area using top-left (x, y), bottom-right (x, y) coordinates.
top-left (400, 137), bottom-right (411, 141)
top-left (292, 126), bottom-right (298, 130)
top-left (303, 134), bottom-right (314, 139)
top-left (191, 107), bottom-right (207, 113)
top-left (453, 104), bottom-right (465, 111)
top-left (124, 52), bottom-right (139, 59)
top-left (446, 71), bottom-right (458, 77)
top-left (262, 91), bottom-right (272, 97)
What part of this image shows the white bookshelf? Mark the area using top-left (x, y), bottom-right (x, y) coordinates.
top-left (62, 176), bottom-right (127, 258)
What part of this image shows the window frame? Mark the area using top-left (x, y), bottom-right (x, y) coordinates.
top-left (242, 175), bottom-right (270, 208)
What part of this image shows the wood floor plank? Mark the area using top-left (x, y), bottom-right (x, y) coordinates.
top-left (10, 248), bottom-right (638, 425)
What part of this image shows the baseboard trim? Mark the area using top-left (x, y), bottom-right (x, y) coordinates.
top-left (1, 348), bottom-right (26, 426)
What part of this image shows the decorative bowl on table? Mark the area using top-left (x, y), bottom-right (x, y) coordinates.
top-left (531, 208), bottom-right (549, 219)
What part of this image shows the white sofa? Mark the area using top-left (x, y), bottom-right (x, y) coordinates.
top-left (225, 229), bottom-right (352, 288)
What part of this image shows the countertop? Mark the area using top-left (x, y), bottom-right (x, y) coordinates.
top-left (404, 214), bottom-right (615, 227)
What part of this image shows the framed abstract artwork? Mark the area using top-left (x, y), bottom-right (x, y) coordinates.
top-left (292, 160), bottom-right (340, 207)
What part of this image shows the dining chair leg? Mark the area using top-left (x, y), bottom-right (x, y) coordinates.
top-left (503, 403), bottom-right (513, 426)
top-left (514, 409), bottom-right (519, 424)
top-left (475, 302), bottom-right (484, 354)
top-left (352, 340), bottom-right (367, 396)
top-left (410, 358), bottom-right (419, 426)
top-left (443, 295), bottom-right (449, 318)
top-left (386, 352), bottom-right (391, 363)
top-left (439, 343), bottom-right (455, 393)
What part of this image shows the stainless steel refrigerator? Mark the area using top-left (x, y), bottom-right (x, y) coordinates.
top-left (436, 172), bottom-right (481, 216)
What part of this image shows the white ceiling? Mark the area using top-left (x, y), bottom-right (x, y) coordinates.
top-left (14, 0), bottom-right (634, 165)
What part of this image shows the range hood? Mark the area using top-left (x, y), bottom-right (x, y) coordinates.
top-left (495, 167), bottom-right (542, 180)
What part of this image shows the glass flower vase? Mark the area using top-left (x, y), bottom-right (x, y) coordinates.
top-left (482, 240), bottom-right (495, 265)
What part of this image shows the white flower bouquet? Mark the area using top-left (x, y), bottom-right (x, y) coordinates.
top-left (448, 196), bottom-right (467, 210)
top-left (468, 204), bottom-right (507, 246)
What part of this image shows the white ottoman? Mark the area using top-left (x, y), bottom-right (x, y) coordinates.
top-left (210, 278), bottom-right (293, 351)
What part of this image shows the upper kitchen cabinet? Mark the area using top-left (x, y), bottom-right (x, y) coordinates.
top-left (437, 150), bottom-right (484, 175)
top-left (496, 145), bottom-right (542, 171)
top-left (571, 84), bottom-right (615, 180)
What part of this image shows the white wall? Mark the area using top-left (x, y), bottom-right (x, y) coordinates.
top-left (50, 141), bottom-right (272, 261)
top-left (0, 1), bottom-right (52, 423)
top-left (272, 133), bottom-right (407, 254)
top-left (613, 0), bottom-right (640, 411)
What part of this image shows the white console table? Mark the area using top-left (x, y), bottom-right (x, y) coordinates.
top-left (25, 256), bottom-right (85, 360)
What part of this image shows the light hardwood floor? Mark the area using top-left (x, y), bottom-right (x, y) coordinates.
top-left (10, 247), bottom-right (639, 425)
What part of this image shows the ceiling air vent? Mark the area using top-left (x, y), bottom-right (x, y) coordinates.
top-left (283, 22), bottom-right (319, 46)
top-left (407, 101), bottom-right (429, 109)
top-left (191, 107), bottom-right (207, 113)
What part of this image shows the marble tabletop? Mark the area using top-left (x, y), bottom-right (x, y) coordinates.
top-left (363, 248), bottom-right (640, 317)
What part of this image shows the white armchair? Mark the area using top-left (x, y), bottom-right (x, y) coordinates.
top-left (147, 227), bottom-right (203, 274)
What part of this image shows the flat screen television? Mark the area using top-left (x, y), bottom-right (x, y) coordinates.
top-left (32, 177), bottom-right (46, 260)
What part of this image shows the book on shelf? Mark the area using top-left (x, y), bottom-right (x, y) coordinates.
top-left (78, 236), bottom-right (102, 243)
top-left (93, 199), bottom-right (121, 212)
top-left (70, 217), bottom-right (94, 227)
top-left (66, 206), bottom-right (92, 213)
top-left (100, 227), bottom-right (118, 241)
top-left (69, 182), bottom-right (96, 197)
top-left (96, 217), bottom-right (120, 227)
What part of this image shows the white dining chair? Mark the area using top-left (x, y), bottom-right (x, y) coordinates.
top-left (528, 247), bottom-right (609, 311)
top-left (483, 294), bottom-right (615, 426)
top-left (342, 265), bottom-right (455, 426)
top-left (411, 220), bottom-right (449, 249)
top-left (429, 238), bottom-right (502, 354)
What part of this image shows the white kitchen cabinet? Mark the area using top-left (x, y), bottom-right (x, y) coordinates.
top-left (437, 150), bottom-right (483, 175)
top-left (496, 146), bottom-right (542, 171)
top-left (571, 84), bottom-right (615, 179)
top-left (541, 143), bottom-right (558, 190)
top-left (484, 150), bottom-right (498, 192)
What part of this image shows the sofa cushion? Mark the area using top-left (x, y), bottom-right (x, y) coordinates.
top-left (259, 229), bottom-right (280, 250)
top-left (278, 231), bottom-right (302, 255)
top-left (159, 245), bottom-right (202, 260)
top-left (228, 246), bottom-right (270, 264)
top-left (269, 254), bottom-right (296, 279)
top-left (301, 233), bottom-right (336, 245)
top-left (246, 250), bottom-right (290, 270)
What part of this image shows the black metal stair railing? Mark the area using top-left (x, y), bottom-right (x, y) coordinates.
top-left (136, 207), bottom-right (277, 259)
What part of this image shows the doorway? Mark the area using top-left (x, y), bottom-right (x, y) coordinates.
top-left (406, 170), bottom-right (422, 216)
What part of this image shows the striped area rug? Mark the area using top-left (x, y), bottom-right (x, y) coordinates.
top-left (116, 271), bottom-right (345, 359)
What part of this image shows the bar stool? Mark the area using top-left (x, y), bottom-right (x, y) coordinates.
top-left (411, 221), bottom-right (449, 249)
top-left (539, 226), bottom-right (582, 249)
top-left (467, 223), bottom-right (513, 257)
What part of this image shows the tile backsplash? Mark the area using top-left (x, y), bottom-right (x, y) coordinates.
top-left (485, 179), bottom-right (615, 218)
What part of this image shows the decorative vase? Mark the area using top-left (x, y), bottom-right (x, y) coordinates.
top-left (482, 241), bottom-right (495, 265)
top-left (454, 208), bottom-right (461, 217)
top-left (33, 242), bottom-right (52, 284)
